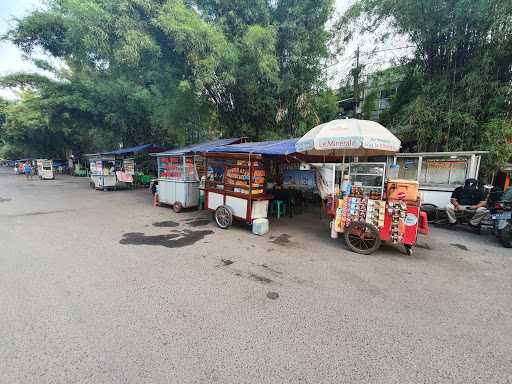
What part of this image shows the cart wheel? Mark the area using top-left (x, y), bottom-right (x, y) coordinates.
top-left (173, 202), bottom-right (183, 213)
top-left (215, 205), bottom-right (233, 229)
top-left (404, 245), bottom-right (413, 256)
top-left (421, 203), bottom-right (438, 223)
top-left (344, 222), bottom-right (381, 255)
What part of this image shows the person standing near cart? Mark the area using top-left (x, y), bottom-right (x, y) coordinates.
top-left (23, 161), bottom-right (33, 180)
top-left (446, 178), bottom-right (488, 227)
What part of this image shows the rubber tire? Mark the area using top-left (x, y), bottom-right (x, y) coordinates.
top-left (498, 222), bottom-right (512, 248)
top-left (173, 202), bottom-right (183, 213)
top-left (421, 203), bottom-right (439, 223)
top-left (214, 205), bottom-right (233, 229)
top-left (344, 222), bottom-right (382, 255)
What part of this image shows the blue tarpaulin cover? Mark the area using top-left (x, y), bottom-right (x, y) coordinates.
top-left (102, 144), bottom-right (157, 156)
top-left (156, 138), bottom-right (243, 156)
top-left (207, 139), bottom-right (299, 156)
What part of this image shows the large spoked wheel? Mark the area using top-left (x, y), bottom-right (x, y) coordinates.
top-left (498, 222), bottom-right (512, 248)
top-left (215, 205), bottom-right (233, 229)
top-left (173, 202), bottom-right (183, 213)
top-left (344, 222), bottom-right (382, 255)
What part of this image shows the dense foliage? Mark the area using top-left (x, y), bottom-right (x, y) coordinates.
top-left (1, 0), bottom-right (511, 175)
top-left (343, 0), bottom-right (512, 171)
top-left (0, 0), bottom-right (336, 158)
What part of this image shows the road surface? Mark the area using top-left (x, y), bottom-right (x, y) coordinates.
top-left (1, 168), bottom-right (511, 383)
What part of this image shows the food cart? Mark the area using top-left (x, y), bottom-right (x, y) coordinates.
top-left (88, 155), bottom-right (117, 190)
top-left (153, 138), bottom-right (245, 212)
top-left (204, 152), bottom-right (271, 228)
top-left (36, 159), bottom-right (54, 180)
top-left (327, 171), bottom-right (426, 255)
top-left (203, 139), bottom-right (336, 230)
top-left (296, 119), bottom-right (428, 255)
top-left (155, 154), bottom-right (200, 212)
top-left (86, 144), bottom-right (164, 191)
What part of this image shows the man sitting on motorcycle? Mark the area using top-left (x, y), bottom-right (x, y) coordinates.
top-left (446, 178), bottom-right (488, 227)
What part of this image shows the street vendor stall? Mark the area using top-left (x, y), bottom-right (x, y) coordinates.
top-left (204, 151), bottom-right (271, 229)
top-left (88, 154), bottom-right (117, 190)
top-left (204, 139), bottom-right (338, 232)
top-left (154, 138), bottom-right (244, 212)
top-left (296, 119), bottom-right (428, 255)
top-left (156, 154), bottom-right (200, 212)
top-left (36, 159), bottom-right (54, 180)
top-left (86, 144), bottom-right (164, 191)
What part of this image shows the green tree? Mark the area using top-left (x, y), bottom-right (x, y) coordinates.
top-left (3, 0), bottom-right (335, 158)
top-left (1, 91), bottom-right (63, 158)
top-left (342, 0), bottom-right (512, 172)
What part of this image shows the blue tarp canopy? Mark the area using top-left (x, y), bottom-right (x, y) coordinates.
top-left (156, 138), bottom-right (243, 156)
top-left (102, 144), bottom-right (158, 156)
top-left (207, 139), bottom-right (299, 156)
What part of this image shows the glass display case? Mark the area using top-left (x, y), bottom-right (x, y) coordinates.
top-left (156, 154), bottom-right (200, 210)
top-left (348, 162), bottom-right (386, 198)
top-left (158, 155), bottom-right (199, 182)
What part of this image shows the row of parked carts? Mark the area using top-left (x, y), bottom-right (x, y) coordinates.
top-left (151, 119), bottom-right (431, 256)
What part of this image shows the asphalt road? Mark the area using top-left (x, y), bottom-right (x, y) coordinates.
top-left (1, 168), bottom-right (511, 384)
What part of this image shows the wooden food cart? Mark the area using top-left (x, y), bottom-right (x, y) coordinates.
top-left (204, 152), bottom-right (271, 228)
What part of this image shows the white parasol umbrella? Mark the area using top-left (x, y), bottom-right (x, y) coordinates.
top-left (295, 119), bottom-right (401, 157)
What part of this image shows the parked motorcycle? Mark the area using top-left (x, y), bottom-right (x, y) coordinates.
top-left (490, 189), bottom-right (512, 248)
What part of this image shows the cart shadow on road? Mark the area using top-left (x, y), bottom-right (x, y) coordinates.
top-left (119, 229), bottom-right (214, 249)
top-left (152, 220), bottom-right (180, 228)
top-left (183, 218), bottom-right (212, 227)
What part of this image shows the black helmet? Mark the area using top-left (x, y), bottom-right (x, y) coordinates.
top-left (464, 178), bottom-right (479, 189)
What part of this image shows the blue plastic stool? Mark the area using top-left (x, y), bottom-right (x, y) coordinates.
top-left (271, 200), bottom-right (286, 219)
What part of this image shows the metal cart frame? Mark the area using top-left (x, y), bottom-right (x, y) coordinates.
top-left (156, 154), bottom-right (200, 212)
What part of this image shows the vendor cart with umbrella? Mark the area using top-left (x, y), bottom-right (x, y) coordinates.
top-left (296, 119), bottom-right (428, 255)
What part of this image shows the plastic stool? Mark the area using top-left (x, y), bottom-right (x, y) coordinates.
top-left (272, 200), bottom-right (286, 219)
top-left (419, 211), bottom-right (429, 235)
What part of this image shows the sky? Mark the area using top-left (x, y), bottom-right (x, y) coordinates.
top-left (0, 0), bottom-right (409, 98)
top-left (0, 0), bottom-right (43, 98)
